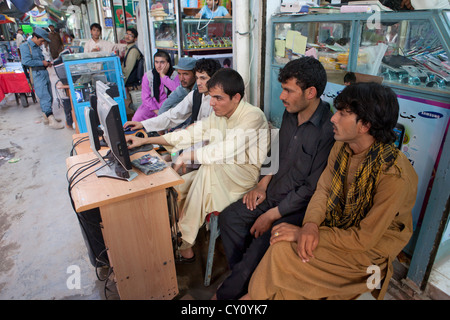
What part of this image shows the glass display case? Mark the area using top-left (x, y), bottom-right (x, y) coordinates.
top-left (273, 20), bottom-right (353, 84)
top-left (358, 14), bottom-right (450, 95)
top-left (149, 0), bottom-right (232, 56)
top-left (154, 18), bottom-right (232, 51)
top-left (269, 10), bottom-right (450, 126)
top-left (63, 52), bottom-right (127, 133)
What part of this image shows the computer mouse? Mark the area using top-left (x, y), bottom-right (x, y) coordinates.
top-left (135, 132), bottom-right (145, 138)
top-left (124, 127), bottom-right (137, 134)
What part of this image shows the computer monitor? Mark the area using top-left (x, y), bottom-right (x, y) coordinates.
top-left (85, 81), bottom-right (137, 181)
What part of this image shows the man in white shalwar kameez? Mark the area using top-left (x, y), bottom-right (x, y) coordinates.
top-left (125, 68), bottom-right (269, 261)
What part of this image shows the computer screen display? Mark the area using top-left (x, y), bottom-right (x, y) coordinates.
top-left (96, 82), bottom-right (132, 172)
top-left (85, 81), bottom-right (135, 181)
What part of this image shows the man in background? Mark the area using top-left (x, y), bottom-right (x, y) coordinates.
top-left (84, 23), bottom-right (125, 54)
top-left (122, 28), bottom-right (140, 86)
top-left (158, 57), bottom-right (197, 116)
top-left (16, 29), bottom-right (25, 58)
top-left (48, 25), bottom-right (64, 60)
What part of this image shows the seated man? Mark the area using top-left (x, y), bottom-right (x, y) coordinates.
top-left (215, 56), bottom-right (335, 300)
top-left (124, 58), bottom-right (221, 133)
top-left (158, 57), bottom-right (197, 115)
top-left (125, 68), bottom-right (269, 262)
top-left (244, 82), bottom-right (418, 300)
top-left (131, 50), bottom-right (179, 121)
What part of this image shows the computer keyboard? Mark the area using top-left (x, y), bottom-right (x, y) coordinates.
top-left (129, 144), bottom-right (154, 156)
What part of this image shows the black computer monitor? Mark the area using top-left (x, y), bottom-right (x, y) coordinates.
top-left (85, 81), bottom-right (137, 181)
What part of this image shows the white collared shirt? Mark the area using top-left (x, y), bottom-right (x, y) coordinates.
top-left (142, 91), bottom-right (212, 132)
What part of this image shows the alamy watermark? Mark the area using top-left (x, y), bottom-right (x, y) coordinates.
top-left (367, 7), bottom-right (381, 30)
top-left (171, 125), bottom-right (280, 176)
top-left (366, 265), bottom-right (381, 290)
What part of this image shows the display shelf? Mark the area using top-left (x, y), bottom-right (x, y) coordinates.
top-left (152, 17), bottom-right (232, 52)
top-left (148, 0), bottom-right (232, 57)
top-left (270, 10), bottom-right (450, 102)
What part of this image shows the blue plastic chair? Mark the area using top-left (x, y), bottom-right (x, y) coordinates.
top-left (204, 211), bottom-right (220, 286)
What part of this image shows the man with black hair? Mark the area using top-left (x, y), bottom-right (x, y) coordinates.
top-left (215, 56), bottom-right (335, 300)
top-left (122, 28), bottom-right (140, 86)
top-left (344, 71), bottom-right (356, 86)
top-left (124, 58), bottom-right (221, 132)
top-left (84, 23), bottom-right (124, 54)
top-left (20, 27), bottom-right (64, 130)
top-left (16, 29), bottom-right (25, 49)
top-left (48, 25), bottom-right (64, 60)
top-left (125, 68), bottom-right (269, 262)
top-left (244, 82), bottom-right (418, 300)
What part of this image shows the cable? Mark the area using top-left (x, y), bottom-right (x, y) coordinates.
top-left (67, 158), bottom-right (113, 296)
top-left (67, 158), bottom-right (99, 187)
top-left (104, 267), bottom-right (119, 300)
top-left (196, 2), bottom-right (216, 31)
top-left (69, 161), bottom-right (108, 192)
top-left (241, 0), bottom-right (258, 91)
top-left (196, 14), bottom-right (214, 31)
top-left (54, 79), bottom-right (64, 110)
top-left (66, 158), bottom-right (97, 182)
top-left (167, 187), bottom-right (182, 259)
top-left (69, 136), bottom-right (90, 156)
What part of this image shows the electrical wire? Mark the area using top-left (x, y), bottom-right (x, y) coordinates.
top-left (69, 136), bottom-right (90, 156)
top-left (240, 0), bottom-right (258, 91)
top-left (196, 2), bottom-right (216, 31)
top-left (66, 157), bottom-right (112, 284)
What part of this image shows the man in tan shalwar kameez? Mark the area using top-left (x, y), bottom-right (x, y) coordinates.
top-left (126, 68), bottom-right (269, 261)
top-left (244, 82), bottom-right (418, 300)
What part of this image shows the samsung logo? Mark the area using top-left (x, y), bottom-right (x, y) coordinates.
top-left (418, 111), bottom-right (444, 119)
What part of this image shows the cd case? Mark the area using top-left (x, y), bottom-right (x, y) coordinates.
top-left (131, 154), bottom-right (168, 175)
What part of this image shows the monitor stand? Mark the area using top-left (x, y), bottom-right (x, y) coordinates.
top-left (95, 150), bottom-right (138, 182)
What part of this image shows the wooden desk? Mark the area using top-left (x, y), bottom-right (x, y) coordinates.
top-left (67, 150), bottom-right (184, 300)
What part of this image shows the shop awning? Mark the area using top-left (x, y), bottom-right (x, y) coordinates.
top-left (0, 14), bottom-right (15, 24)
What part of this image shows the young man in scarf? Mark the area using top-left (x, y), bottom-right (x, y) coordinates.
top-left (243, 82), bottom-right (418, 300)
top-left (132, 50), bottom-right (180, 122)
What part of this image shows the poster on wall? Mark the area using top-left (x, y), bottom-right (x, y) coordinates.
top-left (29, 9), bottom-right (49, 26)
top-left (322, 82), bottom-right (450, 230)
top-left (113, 2), bottom-right (136, 27)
